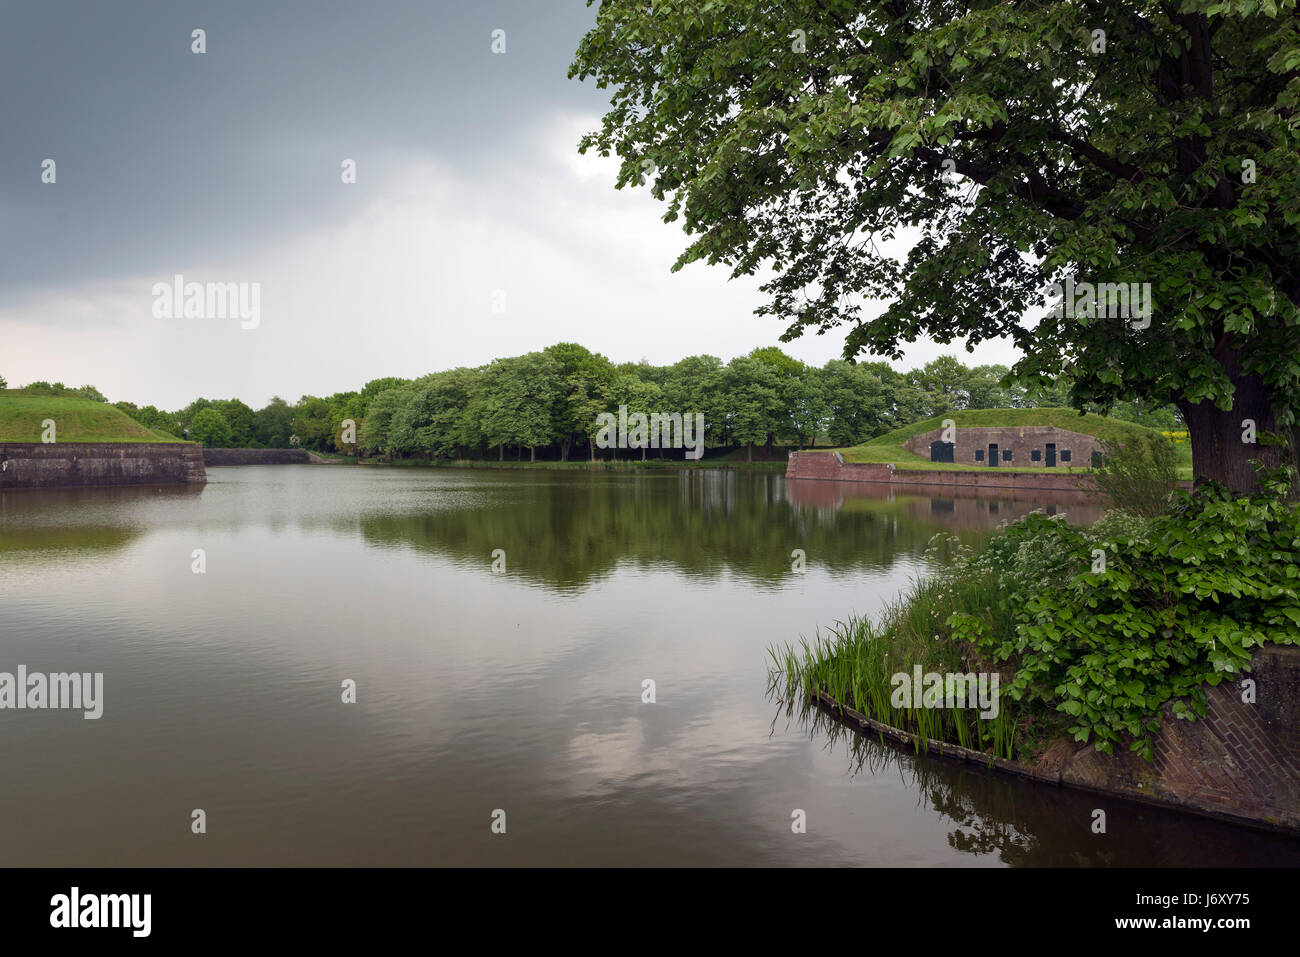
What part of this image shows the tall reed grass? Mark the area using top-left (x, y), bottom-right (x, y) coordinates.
top-left (769, 567), bottom-right (1021, 760)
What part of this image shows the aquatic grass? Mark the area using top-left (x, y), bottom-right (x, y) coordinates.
top-left (769, 606), bottom-right (1022, 762)
top-left (769, 550), bottom-right (1027, 761)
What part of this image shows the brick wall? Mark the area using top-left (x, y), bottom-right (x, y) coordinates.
top-left (202, 447), bottom-right (312, 465)
top-left (1038, 646), bottom-right (1300, 830)
top-left (0, 442), bottom-right (206, 489)
top-left (903, 425), bottom-right (1103, 468)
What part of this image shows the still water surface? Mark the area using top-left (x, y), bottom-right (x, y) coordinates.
top-left (2, 466), bottom-right (1298, 866)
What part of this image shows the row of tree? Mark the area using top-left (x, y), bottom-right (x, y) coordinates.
top-left (8, 345), bottom-right (1181, 460)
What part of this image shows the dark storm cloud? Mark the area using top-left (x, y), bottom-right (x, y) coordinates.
top-left (0, 0), bottom-right (605, 298)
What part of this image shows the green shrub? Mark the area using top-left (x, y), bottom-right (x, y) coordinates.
top-left (951, 470), bottom-right (1300, 759)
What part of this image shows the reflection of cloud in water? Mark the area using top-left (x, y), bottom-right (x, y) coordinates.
top-left (5, 466), bottom-right (1299, 866)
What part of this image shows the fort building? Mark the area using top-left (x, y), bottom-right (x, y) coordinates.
top-left (902, 425), bottom-right (1103, 468)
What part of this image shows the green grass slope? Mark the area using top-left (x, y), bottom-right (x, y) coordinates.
top-left (828, 408), bottom-right (1191, 476)
top-left (0, 393), bottom-right (185, 443)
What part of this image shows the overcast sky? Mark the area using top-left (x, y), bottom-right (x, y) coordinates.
top-left (1, 0), bottom-right (1019, 410)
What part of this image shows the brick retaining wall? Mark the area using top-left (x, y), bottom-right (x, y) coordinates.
top-left (0, 442), bottom-right (206, 489)
top-left (1037, 646), bottom-right (1300, 830)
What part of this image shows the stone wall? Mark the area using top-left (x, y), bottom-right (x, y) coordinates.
top-left (0, 442), bottom-right (206, 489)
top-left (202, 448), bottom-right (312, 465)
top-left (903, 425), bottom-right (1103, 467)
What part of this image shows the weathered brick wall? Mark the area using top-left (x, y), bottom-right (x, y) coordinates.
top-left (786, 452), bottom-right (895, 482)
top-left (202, 447), bottom-right (312, 465)
top-left (1038, 646), bottom-right (1300, 830)
top-left (904, 426), bottom-right (1103, 467)
top-left (0, 442), bottom-right (206, 489)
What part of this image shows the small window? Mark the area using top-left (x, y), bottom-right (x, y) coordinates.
top-left (1091, 451), bottom-right (1103, 469)
top-left (1002, 449), bottom-right (1012, 462)
top-left (1060, 449), bottom-right (1072, 463)
top-left (1031, 449), bottom-right (1042, 462)
top-left (974, 449), bottom-right (984, 462)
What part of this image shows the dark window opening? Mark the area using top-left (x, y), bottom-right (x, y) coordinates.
top-left (974, 449), bottom-right (984, 462)
top-left (1091, 451), bottom-right (1103, 468)
top-left (1031, 449), bottom-right (1042, 462)
top-left (1002, 449), bottom-right (1012, 462)
top-left (1060, 449), bottom-right (1072, 463)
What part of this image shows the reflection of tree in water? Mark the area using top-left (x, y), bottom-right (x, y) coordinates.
top-left (358, 471), bottom-right (1093, 592)
top-left (775, 695), bottom-right (1300, 867)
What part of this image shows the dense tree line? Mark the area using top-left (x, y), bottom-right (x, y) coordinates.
top-left (7, 345), bottom-right (1182, 458)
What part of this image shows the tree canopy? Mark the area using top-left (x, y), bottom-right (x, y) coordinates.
top-left (570, 0), bottom-right (1300, 490)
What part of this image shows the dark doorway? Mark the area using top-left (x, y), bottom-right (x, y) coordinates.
top-left (987, 443), bottom-right (998, 466)
top-left (1046, 443), bottom-right (1056, 467)
top-left (929, 440), bottom-right (954, 463)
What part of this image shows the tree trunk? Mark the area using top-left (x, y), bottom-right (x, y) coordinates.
top-left (1177, 343), bottom-right (1298, 496)
top-left (588, 437), bottom-right (595, 462)
top-left (641, 445), bottom-right (646, 461)
top-left (530, 446), bottom-right (536, 463)
top-left (747, 442), bottom-right (753, 463)
top-left (561, 440), bottom-right (570, 462)
top-left (498, 444), bottom-right (504, 462)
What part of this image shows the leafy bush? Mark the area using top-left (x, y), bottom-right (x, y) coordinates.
top-left (1094, 432), bottom-right (1179, 517)
top-left (950, 471), bottom-right (1300, 759)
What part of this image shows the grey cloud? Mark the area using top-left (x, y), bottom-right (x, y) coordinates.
top-left (0, 0), bottom-right (605, 298)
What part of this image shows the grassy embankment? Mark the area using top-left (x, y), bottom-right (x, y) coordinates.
top-left (0, 392), bottom-right (185, 443)
top-left (825, 408), bottom-right (1193, 480)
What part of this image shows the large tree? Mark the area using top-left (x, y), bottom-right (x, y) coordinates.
top-left (544, 343), bottom-right (616, 460)
top-left (572, 0), bottom-right (1300, 491)
top-left (189, 407), bottom-right (232, 448)
top-left (722, 355), bottom-right (785, 459)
